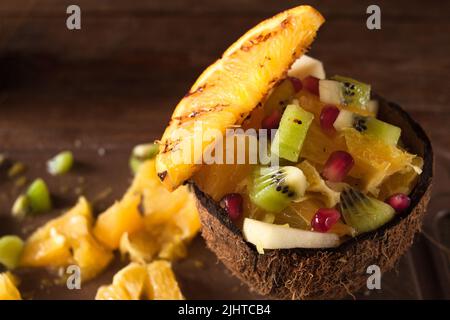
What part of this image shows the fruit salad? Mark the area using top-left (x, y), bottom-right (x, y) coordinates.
top-left (193, 55), bottom-right (423, 252)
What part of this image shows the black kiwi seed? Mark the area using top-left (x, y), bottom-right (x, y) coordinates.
top-left (353, 116), bottom-right (368, 132)
top-left (276, 186), bottom-right (282, 192)
top-left (282, 186), bottom-right (289, 193)
top-left (288, 192), bottom-right (295, 197)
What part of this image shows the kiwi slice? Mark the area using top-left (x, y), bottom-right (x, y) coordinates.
top-left (331, 76), bottom-right (371, 108)
top-left (339, 188), bottom-right (395, 234)
top-left (319, 76), bottom-right (371, 109)
top-left (271, 102), bottom-right (314, 162)
top-left (250, 166), bottom-right (308, 213)
top-left (334, 110), bottom-right (401, 146)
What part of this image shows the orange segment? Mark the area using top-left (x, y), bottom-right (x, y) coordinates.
top-left (147, 261), bottom-right (184, 300)
top-left (20, 197), bottom-right (113, 281)
top-left (95, 159), bottom-right (201, 262)
top-left (0, 272), bottom-right (21, 300)
top-left (297, 160), bottom-right (340, 207)
top-left (95, 263), bottom-right (149, 300)
top-left (378, 156), bottom-right (423, 200)
top-left (95, 261), bottom-right (183, 300)
top-left (343, 128), bottom-right (416, 196)
top-left (93, 194), bottom-right (144, 250)
top-left (156, 6), bottom-right (325, 190)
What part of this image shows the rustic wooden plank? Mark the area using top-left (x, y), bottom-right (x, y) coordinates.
top-left (0, 0), bottom-right (448, 19)
top-left (1, 15), bottom-right (448, 113)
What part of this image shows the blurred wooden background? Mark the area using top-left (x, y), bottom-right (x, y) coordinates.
top-left (0, 0), bottom-right (449, 299)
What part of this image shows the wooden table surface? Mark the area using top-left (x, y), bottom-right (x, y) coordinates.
top-left (0, 0), bottom-right (449, 299)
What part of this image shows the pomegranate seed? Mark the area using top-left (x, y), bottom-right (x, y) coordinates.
top-left (320, 105), bottom-right (340, 134)
top-left (220, 193), bottom-right (243, 221)
top-left (261, 110), bottom-right (282, 130)
top-left (303, 76), bottom-right (320, 96)
top-left (386, 193), bottom-right (411, 213)
top-left (311, 208), bottom-right (341, 232)
top-left (322, 151), bottom-right (354, 182)
top-left (288, 77), bottom-right (303, 93)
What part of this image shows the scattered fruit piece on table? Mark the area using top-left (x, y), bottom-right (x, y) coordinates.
top-left (129, 142), bottom-right (159, 174)
top-left (11, 194), bottom-right (30, 218)
top-left (47, 151), bottom-right (74, 175)
top-left (95, 159), bottom-right (200, 263)
top-left (0, 235), bottom-right (24, 270)
top-left (26, 178), bottom-right (52, 214)
top-left (95, 261), bottom-right (183, 300)
top-left (20, 197), bottom-right (113, 281)
top-left (0, 272), bottom-right (22, 300)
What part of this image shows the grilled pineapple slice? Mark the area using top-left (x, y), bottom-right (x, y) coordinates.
top-left (156, 6), bottom-right (325, 190)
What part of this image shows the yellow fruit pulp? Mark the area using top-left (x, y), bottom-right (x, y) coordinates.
top-left (193, 75), bottom-right (421, 237)
top-left (20, 197), bottom-right (113, 282)
top-left (94, 159), bottom-right (201, 262)
top-left (0, 272), bottom-right (21, 300)
top-left (156, 6), bottom-right (325, 190)
top-left (95, 261), bottom-right (183, 300)
top-left (343, 128), bottom-right (416, 196)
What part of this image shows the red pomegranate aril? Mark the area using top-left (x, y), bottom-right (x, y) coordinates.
top-left (320, 105), bottom-right (340, 134)
top-left (261, 110), bottom-right (282, 130)
top-left (288, 76), bottom-right (303, 93)
top-left (386, 193), bottom-right (411, 213)
top-left (303, 76), bottom-right (320, 96)
top-left (322, 151), bottom-right (354, 182)
top-left (220, 193), bottom-right (243, 221)
top-left (311, 208), bottom-right (341, 232)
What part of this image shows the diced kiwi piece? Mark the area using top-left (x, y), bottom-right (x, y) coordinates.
top-left (129, 143), bottom-right (159, 174)
top-left (334, 110), bottom-right (401, 146)
top-left (250, 166), bottom-right (308, 213)
top-left (271, 103), bottom-right (314, 162)
top-left (26, 178), bottom-right (52, 213)
top-left (359, 117), bottom-right (401, 146)
top-left (319, 76), bottom-right (371, 110)
top-left (47, 151), bottom-right (74, 175)
top-left (339, 188), bottom-right (395, 234)
top-left (11, 194), bottom-right (30, 218)
top-left (331, 76), bottom-right (371, 108)
top-left (0, 235), bottom-right (24, 270)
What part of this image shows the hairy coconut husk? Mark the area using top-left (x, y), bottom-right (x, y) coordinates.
top-left (192, 95), bottom-right (433, 299)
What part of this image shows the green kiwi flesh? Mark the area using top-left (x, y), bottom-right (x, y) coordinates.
top-left (339, 188), bottom-right (395, 234)
top-left (270, 103), bottom-right (314, 162)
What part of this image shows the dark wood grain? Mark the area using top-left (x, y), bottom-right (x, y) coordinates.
top-left (0, 0), bottom-right (449, 299)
